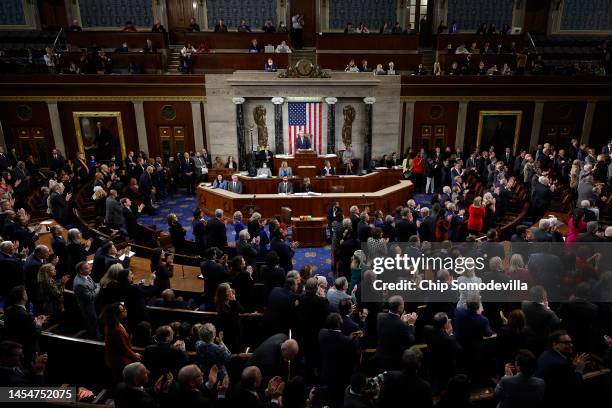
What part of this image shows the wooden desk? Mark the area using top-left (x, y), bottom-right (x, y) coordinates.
top-left (197, 180), bottom-right (413, 218)
top-left (234, 168), bottom-right (403, 194)
top-left (291, 217), bottom-right (327, 247)
top-left (436, 34), bottom-right (524, 51)
top-left (317, 52), bottom-right (422, 71)
top-left (174, 32), bottom-right (290, 49)
top-left (209, 168), bottom-right (236, 181)
top-left (65, 31), bottom-right (167, 49)
top-left (273, 153), bottom-right (338, 173)
top-left (316, 33), bottom-right (419, 50)
top-left (191, 52), bottom-right (289, 72)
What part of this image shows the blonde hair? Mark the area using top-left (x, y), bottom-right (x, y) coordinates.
top-left (249, 212), bottom-right (261, 222)
top-left (508, 253), bottom-right (525, 273)
top-left (234, 211), bottom-right (243, 222)
top-left (483, 192), bottom-right (495, 206)
top-left (472, 196), bottom-right (482, 208)
top-left (37, 263), bottom-right (55, 284)
top-left (100, 263), bottom-right (124, 288)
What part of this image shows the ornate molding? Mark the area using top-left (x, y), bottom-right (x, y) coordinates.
top-left (232, 97), bottom-right (246, 105)
top-left (271, 97), bottom-right (284, 105)
top-left (324, 97), bottom-right (338, 105)
top-left (363, 97), bottom-right (377, 105)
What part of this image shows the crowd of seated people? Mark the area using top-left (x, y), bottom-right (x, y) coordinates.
top-left (345, 59), bottom-right (397, 74)
top-left (437, 21), bottom-right (513, 35)
top-left (1, 133), bottom-right (612, 407)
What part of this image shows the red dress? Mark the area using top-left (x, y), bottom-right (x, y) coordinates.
top-left (467, 205), bottom-right (486, 232)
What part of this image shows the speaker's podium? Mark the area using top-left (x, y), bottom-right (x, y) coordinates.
top-left (273, 149), bottom-right (339, 178)
top-left (291, 215), bottom-right (327, 247)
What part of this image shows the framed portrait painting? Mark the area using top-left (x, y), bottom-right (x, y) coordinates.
top-left (72, 111), bottom-right (127, 161)
top-left (476, 111), bottom-right (522, 155)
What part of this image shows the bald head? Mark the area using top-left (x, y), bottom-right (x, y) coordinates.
top-left (280, 339), bottom-right (299, 361)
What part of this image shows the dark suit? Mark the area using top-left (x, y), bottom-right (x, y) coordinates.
top-left (225, 180), bottom-right (243, 194)
top-left (49, 191), bottom-right (69, 225)
top-left (0, 251), bottom-right (24, 297)
top-left (295, 136), bottom-right (311, 150)
top-left (114, 383), bottom-right (157, 408)
top-left (396, 218), bottom-right (418, 241)
top-left (418, 215), bottom-right (435, 242)
top-left (378, 369), bottom-right (433, 408)
top-left (426, 328), bottom-right (461, 393)
top-left (376, 312), bottom-right (415, 371)
top-left (246, 333), bottom-right (292, 384)
top-left (269, 237), bottom-right (294, 273)
top-left (200, 259), bottom-right (229, 307)
top-left (536, 349), bottom-right (582, 407)
top-left (3, 304), bottom-right (41, 362)
top-left (23, 254), bottom-right (43, 306)
top-left (181, 158), bottom-right (196, 194)
top-left (522, 300), bottom-right (560, 354)
top-left (206, 217), bottom-right (227, 250)
top-left (277, 181), bottom-right (293, 194)
top-left (122, 207), bottom-right (139, 239)
top-left (262, 288), bottom-right (296, 337)
top-left (321, 166), bottom-right (336, 176)
top-left (527, 253), bottom-right (562, 300)
top-left (50, 154), bottom-right (66, 172)
top-left (236, 239), bottom-right (259, 268)
top-left (493, 373), bottom-right (545, 408)
top-left (319, 329), bottom-right (361, 404)
top-left (142, 342), bottom-right (189, 381)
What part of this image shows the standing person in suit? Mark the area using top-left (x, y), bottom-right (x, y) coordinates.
top-left (522, 286), bottom-right (561, 355)
top-left (376, 295), bottom-right (418, 371)
top-left (0, 241), bottom-right (26, 298)
top-left (105, 189), bottom-right (123, 229)
top-left (418, 207), bottom-right (436, 242)
top-left (142, 325), bottom-right (189, 381)
top-left (73, 261), bottom-right (100, 339)
top-left (535, 330), bottom-right (587, 408)
top-left (73, 153), bottom-right (90, 185)
top-left (206, 209), bottom-right (227, 251)
top-left (378, 346), bottom-right (433, 408)
top-left (138, 166), bottom-right (156, 215)
top-left (426, 312), bottom-right (462, 394)
top-left (269, 229), bottom-right (297, 273)
top-left (3, 286), bottom-right (47, 364)
top-left (125, 151), bottom-right (137, 177)
top-left (246, 333), bottom-right (299, 386)
top-left (192, 151), bottom-right (204, 182)
top-left (181, 152), bottom-right (196, 195)
top-left (120, 198), bottom-right (145, 240)
top-left (50, 149), bottom-right (66, 172)
top-left (277, 176), bottom-right (293, 194)
top-left (295, 132), bottom-right (311, 150)
top-left (225, 174), bottom-right (243, 194)
top-left (494, 349), bottom-right (545, 408)
top-left (319, 313), bottom-right (362, 406)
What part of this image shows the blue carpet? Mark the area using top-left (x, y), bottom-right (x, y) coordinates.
top-left (139, 193), bottom-right (334, 281)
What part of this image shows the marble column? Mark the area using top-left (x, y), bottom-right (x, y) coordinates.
top-left (581, 101), bottom-right (597, 145)
top-left (455, 101), bottom-right (468, 150)
top-left (191, 101), bottom-right (204, 151)
top-left (363, 97), bottom-right (376, 171)
top-left (47, 102), bottom-right (66, 155)
top-left (530, 101), bottom-right (545, 150)
top-left (272, 97), bottom-right (284, 153)
top-left (404, 101), bottom-right (415, 151)
top-left (133, 101), bottom-right (149, 155)
top-left (325, 97), bottom-right (337, 154)
top-left (233, 97), bottom-right (247, 171)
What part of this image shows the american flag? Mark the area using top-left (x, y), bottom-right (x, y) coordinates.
top-left (288, 102), bottom-right (322, 154)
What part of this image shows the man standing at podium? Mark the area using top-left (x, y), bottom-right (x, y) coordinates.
top-left (295, 131), bottom-right (311, 150)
